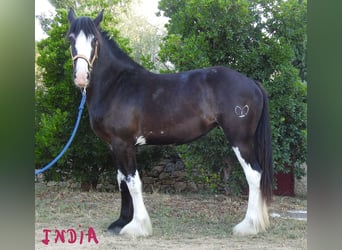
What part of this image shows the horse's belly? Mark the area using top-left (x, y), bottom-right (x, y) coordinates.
top-left (141, 116), bottom-right (216, 145)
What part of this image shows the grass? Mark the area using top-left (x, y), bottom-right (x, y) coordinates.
top-left (35, 183), bottom-right (307, 249)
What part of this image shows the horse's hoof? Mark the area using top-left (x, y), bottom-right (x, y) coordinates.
top-left (107, 225), bottom-right (122, 235)
top-left (107, 221), bottom-right (124, 235)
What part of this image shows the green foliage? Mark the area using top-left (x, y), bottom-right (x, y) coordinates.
top-left (35, 109), bottom-right (69, 179)
top-left (140, 54), bottom-right (158, 72)
top-left (258, 0), bottom-right (307, 81)
top-left (159, 0), bottom-right (259, 72)
top-left (158, 0), bottom-right (307, 193)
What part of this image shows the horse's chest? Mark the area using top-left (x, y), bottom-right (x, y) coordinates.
top-left (88, 106), bottom-right (113, 143)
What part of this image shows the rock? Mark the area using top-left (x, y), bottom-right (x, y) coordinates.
top-left (143, 177), bottom-right (155, 184)
top-left (153, 165), bottom-right (164, 172)
top-left (173, 170), bottom-right (187, 179)
top-left (174, 182), bottom-right (187, 192)
top-left (143, 184), bottom-right (153, 193)
top-left (159, 172), bottom-right (170, 180)
top-left (197, 183), bottom-right (205, 190)
top-left (187, 182), bottom-right (198, 192)
top-left (175, 161), bottom-right (185, 171)
top-left (162, 179), bottom-right (175, 186)
top-left (151, 165), bottom-right (164, 177)
top-left (165, 162), bottom-right (175, 173)
top-left (159, 159), bottom-right (170, 165)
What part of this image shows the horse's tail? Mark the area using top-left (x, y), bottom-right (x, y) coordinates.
top-left (254, 81), bottom-right (273, 204)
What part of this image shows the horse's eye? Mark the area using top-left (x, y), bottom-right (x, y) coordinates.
top-left (68, 34), bottom-right (75, 42)
top-left (91, 38), bottom-right (97, 46)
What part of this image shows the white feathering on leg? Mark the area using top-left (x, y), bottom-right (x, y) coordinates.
top-left (232, 147), bottom-right (269, 236)
top-left (119, 170), bottom-right (152, 237)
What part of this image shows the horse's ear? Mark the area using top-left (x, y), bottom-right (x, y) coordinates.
top-left (68, 8), bottom-right (76, 23)
top-left (93, 9), bottom-right (104, 27)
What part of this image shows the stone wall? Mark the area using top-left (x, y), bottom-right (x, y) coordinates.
top-left (142, 160), bottom-right (307, 196)
top-left (140, 157), bottom-right (198, 193)
top-left (90, 155), bottom-right (198, 193)
top-left (38, 156), bottom-right (307, 197)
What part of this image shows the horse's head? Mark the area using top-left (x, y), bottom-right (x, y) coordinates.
top-left (67, 9), bottom-right (103, 89)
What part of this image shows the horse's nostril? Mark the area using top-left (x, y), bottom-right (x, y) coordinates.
top-left (73, 72), bottom-right (77, 79)
top-left (87, 72), bottom-right (90, 80)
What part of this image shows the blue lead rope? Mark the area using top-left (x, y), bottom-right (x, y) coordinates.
top-left (35, 89), bottom-right (87, 176)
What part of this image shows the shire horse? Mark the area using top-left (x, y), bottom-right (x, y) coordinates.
top-left (67, 9), bottom-right (273, 236)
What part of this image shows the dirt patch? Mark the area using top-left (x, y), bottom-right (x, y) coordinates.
top-left (35, 183), bottom-right (307, 249)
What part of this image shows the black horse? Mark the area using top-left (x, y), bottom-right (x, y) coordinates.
top-left (67, 9), bottom-right (273, 236)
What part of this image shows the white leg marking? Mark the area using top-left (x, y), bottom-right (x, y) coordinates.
top-left (232, 147), bottom-right (269, 236)
top-left (117, 170), bottom-right (125, 191)
top-left (135, 136), bottom-right (146, 146)
top-left (120, 170), bottom-right (152, 237)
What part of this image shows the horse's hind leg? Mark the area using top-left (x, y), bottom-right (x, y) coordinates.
top-left (231, 141), bottom-right (269, 235)
top-left (108, 140), bottom-right (152, 237)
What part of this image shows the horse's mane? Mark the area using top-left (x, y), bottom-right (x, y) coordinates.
top-left (99, 30), bottom-right (144, 70)
top-left (67, 16), bottom-right (100, 39)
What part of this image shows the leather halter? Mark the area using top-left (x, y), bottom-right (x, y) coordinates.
top-left (71, 40), bottom-right (98, 70)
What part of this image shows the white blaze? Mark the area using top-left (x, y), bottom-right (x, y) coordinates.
top-left (73, 31), bottom-right (94, 88)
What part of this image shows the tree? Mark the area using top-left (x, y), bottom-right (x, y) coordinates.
top-left (158, 0), bottom-right (307, 193)
top-left (114, 0), bottom-right (168, 72)
top-left (256, 0), bottom-right (307, 82)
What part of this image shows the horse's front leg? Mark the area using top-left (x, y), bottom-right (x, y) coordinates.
top-left (107, 141), bottom-right (152, 237)
top-left (118, 169), bottom-right (152, 236)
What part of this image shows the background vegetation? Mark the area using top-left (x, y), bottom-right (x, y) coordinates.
top-left (35, 0), bottom-right (307, 194)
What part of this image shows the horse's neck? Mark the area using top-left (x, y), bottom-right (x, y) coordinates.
top-left (87, 37), bottom-right (147, 106)
top-left (86, 47), bottom-right (129, 105)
